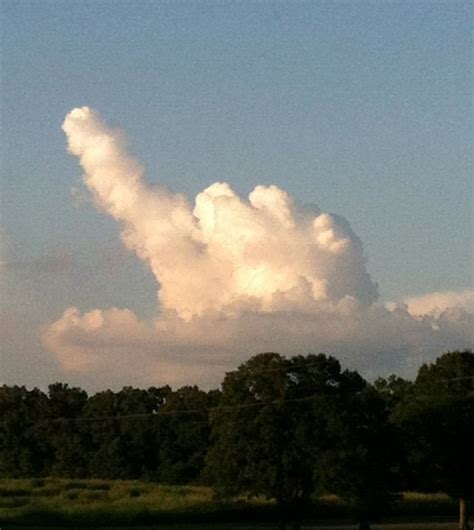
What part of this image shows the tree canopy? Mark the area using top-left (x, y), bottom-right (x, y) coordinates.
top-left (205, 352), bottom-right (392, 529)
top-left (394, 350), bottom-right (474, 530)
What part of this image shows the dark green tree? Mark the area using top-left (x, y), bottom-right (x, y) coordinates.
top-left (81, 386), bottom-right (167, 478)
top-left (0, 386), bottom-right (51, 477)
top-left (46, 383), bottom-right (89, 477)
top-left (205, 352), bottom-right (366, 530)
top-left (156, 386), bottom-right (220, 484)
top-left (322, 385), bottom-right (401, 530)
top-left (394, 350), bottom-right (474, 530)
top-left (374, 374), bottom-right (412, 412)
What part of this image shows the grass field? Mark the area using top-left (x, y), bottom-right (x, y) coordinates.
top-left (0, 478), bottom-right (464, 528)
top-left (0, 479), bottom-right (268, 526)
top-left (6, 525), bottom-right (466, 530)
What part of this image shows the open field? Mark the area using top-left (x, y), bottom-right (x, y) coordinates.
top-left (8, 525), bottom-right (467, 530)
top-left (0, 479), bottom-right (465, 528)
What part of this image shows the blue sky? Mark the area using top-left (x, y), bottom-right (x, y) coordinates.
top-left (1, 1), bottom-right (472, 389)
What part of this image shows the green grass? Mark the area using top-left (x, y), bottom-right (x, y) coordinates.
top-left (390, 492), bottom-right (457, 519)
top-left (0, 478), bottom-right (464, 527)
top-left (0, 478), bottom-right (276, 526)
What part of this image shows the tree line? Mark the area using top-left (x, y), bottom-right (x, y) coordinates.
top-left (1, 350), bottom-right (473, 530)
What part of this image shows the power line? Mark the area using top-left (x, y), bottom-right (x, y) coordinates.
top-left (28, 393), bottom-right (335, 426)
top-left (2, 372), bottom-right (472, 427)
top-left (442, 375), bottom-right (474, 382)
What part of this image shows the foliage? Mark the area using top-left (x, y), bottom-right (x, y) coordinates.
top-left (321, 385), bottom-right (401, 529)
top-left (205, 352), bottom-right (371, 528)
top-left (0, 383), bottom-right (217, 483)
top-left (0, 386), bottom-right (50, 477)
top-left (394, 350), bottom-right (474, 529)
top-left (374, 374), bottom-right (413, 412)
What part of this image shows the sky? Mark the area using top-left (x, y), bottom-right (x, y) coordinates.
top-left (1, 0), bottom-right (472, 391)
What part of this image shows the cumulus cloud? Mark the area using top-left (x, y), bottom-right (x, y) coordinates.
top-left (41, 107), bottom-right (473, 388)
top-left (403, 289), bottom-right (474, 317)
top-left (61, 107), bottom-right (377, 319)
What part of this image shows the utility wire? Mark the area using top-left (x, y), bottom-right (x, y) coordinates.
top-left (28, 394), bottom-right (335, 426)
top-left (2, 370), bottom-right (472, 427)
top-left (6, 375), bottom-right (471, 427)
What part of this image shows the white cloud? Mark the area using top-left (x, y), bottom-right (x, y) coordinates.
top-left (40, 108), bottom-right (473, 389)
top-left (403, 289), bottom-right (474, 317)
top-left (62, 107), bottom-right (378, 320)
top-left (43, 302), bottom-right (473, 388)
